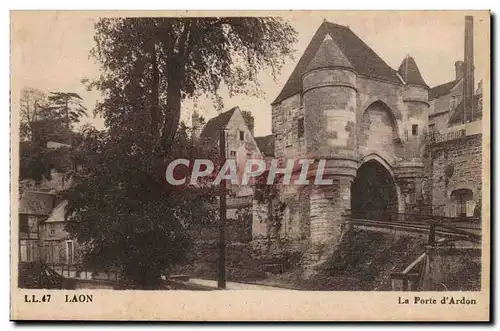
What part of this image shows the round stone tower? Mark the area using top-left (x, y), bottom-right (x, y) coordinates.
top-left (396, 56), bottom-right (430, 212)
top-left (301, 34), bottom-right (358, 249)
top-left (398, 56), bottom-right (430, 157)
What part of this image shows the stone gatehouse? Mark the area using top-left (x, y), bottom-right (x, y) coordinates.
top-left (251, 17), bottom-right (483, 255)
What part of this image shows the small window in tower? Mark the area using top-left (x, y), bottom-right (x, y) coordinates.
top-left (297, 118), bottom-right (305, 138)
top-left (412, 124), bottom-right (418, 136)
top-left (239, 131), bottom-right (244, 141)
top-left (230, 151), bottom-right (236, 158)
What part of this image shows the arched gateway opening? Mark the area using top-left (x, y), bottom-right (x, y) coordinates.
top-left (351, 160), bottom-right (398, 220)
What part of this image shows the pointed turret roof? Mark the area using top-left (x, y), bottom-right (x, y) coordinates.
top-left (305, 35), bottom-right (353, 72)
top-left (397, 56), bottom-right (428, 88)
top-left (272, 21), bottom-right (402, 104)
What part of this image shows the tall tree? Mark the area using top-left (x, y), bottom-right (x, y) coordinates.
top-left (65, 125), bottom-right (219, 287)
top-left (66, 17), bottom-right (298, 287)
top-left (47, 92), bottom-right (88, 130)
top-left (91, 17), bottom-right (298, 153)
top-left (19, 88), bottom-right (86, 183)
top-left (19, 87), bottom-right (47, 142)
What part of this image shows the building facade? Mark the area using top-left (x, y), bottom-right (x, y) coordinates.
top-left (251, 17), bottom-right (484, 257)
top-left (18, 191), bottom-right (57, 262)
top-left (193, 106), bottom-right (263, 241)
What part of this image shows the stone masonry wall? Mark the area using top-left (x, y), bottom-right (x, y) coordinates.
top-left (272, 93), bottom-right (305, 159)
top-left (359, 102), bottom-right (398, 164)
top-left (425, 134), bottom-right (482, 216)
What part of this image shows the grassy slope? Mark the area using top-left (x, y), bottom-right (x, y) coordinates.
top-left (261, 230), bottom-right (428, 290)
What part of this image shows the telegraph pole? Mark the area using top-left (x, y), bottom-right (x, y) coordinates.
top-left (217, 129), bottom-right (227, 289)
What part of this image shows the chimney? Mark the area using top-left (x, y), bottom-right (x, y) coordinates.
top-left (454, 61), bottom-right (464, 80)
top-left (241, 110), bottom-right (255, 136)
top-left (463, 15), bottom-right (475, 123)
top-left (246, 116), bottom-right (255, 136)
top-left (192, 109), bottom-right (202, 143)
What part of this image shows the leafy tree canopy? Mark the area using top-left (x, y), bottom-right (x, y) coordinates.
top-left (19, 88), bottom-right (87, 183)
top-left (89, 17), bottom-right (297, 152)
top-left (65, 17), bottom-right (298, 287)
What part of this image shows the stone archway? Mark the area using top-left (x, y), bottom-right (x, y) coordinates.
top-left (351, 160), bottom-right (398, 220)
top-left (358, 101), bottom-right (402, 163)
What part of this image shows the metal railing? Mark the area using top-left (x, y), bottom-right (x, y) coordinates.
top-left (426, 129), bottom-right (466, 144)
top-left (344, 210), bottom-right (481, 291)
top-left (343, 210), bottom-right (481, 245)
top-left (48, 263), bottom-right (120, 280)
top-left (391, 253), bottom-right (427, 291)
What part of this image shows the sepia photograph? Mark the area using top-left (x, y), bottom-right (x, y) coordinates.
top-left (10, 10), bottom-right (490, 321)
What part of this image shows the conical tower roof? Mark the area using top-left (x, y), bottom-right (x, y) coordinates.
top-left (306, 35), bottom-right (353, 72)
top-left (397, 56), bottom-right (428, 88)
top-left (272, 21), bottom-right (402, 104)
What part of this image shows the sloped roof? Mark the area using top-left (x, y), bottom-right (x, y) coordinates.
top-left (19, 191), bottom-right (56, 216)
top-left (429, 80), bottom-right (460, 99)
top-left (43, 200), bottom-right (67, 223)
top-left (448, 94), bottom-right (482, 125)
top-left (255, 135), bottom-right (275, 157)
top-left (272, 21), bottom-right (401, 104)
top-left (397, 56), bottom-right (428, 88)
top-left (306, 35), bottom-right (353, 72)
top-left (199, 107), bottom-right (237, 143)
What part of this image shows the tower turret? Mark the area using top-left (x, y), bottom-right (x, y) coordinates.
top-left (398, 55), bottom-right (429, 155)
top-left (396, 56), bottom-right (429, 212)
top-left (301, 34), bottom-right (358, 247)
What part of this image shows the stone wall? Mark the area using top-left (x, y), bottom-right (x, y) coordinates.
top-left (425, 133), bottom-right (482, 216)
top-left (356, 77), bottom-right (403, 122)
top-left (271, 93), bottom-right (305, 159)
top-left (404, 93), bottom-right (429, 160)
top-left (359, 102), bottom-right (399, 164)
top-left (252, 184), bottom-right (310, 241)
top-left (429, 112), bottom-right (450, 134)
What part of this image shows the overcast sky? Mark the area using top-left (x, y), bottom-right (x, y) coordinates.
top-left (11, 11), bottom-right (489, 137)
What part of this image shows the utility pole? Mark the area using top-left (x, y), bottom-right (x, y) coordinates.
top-left (217, 129), bottom-right (227, 289)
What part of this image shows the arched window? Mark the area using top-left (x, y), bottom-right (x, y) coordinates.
top-left (450, 188), bottom-right (474, 217)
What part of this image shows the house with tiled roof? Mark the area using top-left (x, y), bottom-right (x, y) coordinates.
top-left (428, 61), bottom-right (483, 133)
top-left (37, 200), bottom-right (82, 269)
top-left (18, 191), bottom-right (57, 262)
top-left (191, 106), bottom-right (264, 241)
top-left (428, 62), bottom-right (465, 132)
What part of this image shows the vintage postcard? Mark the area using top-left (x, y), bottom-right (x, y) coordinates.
top-left (10, 10), bottom-right (490, 321)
